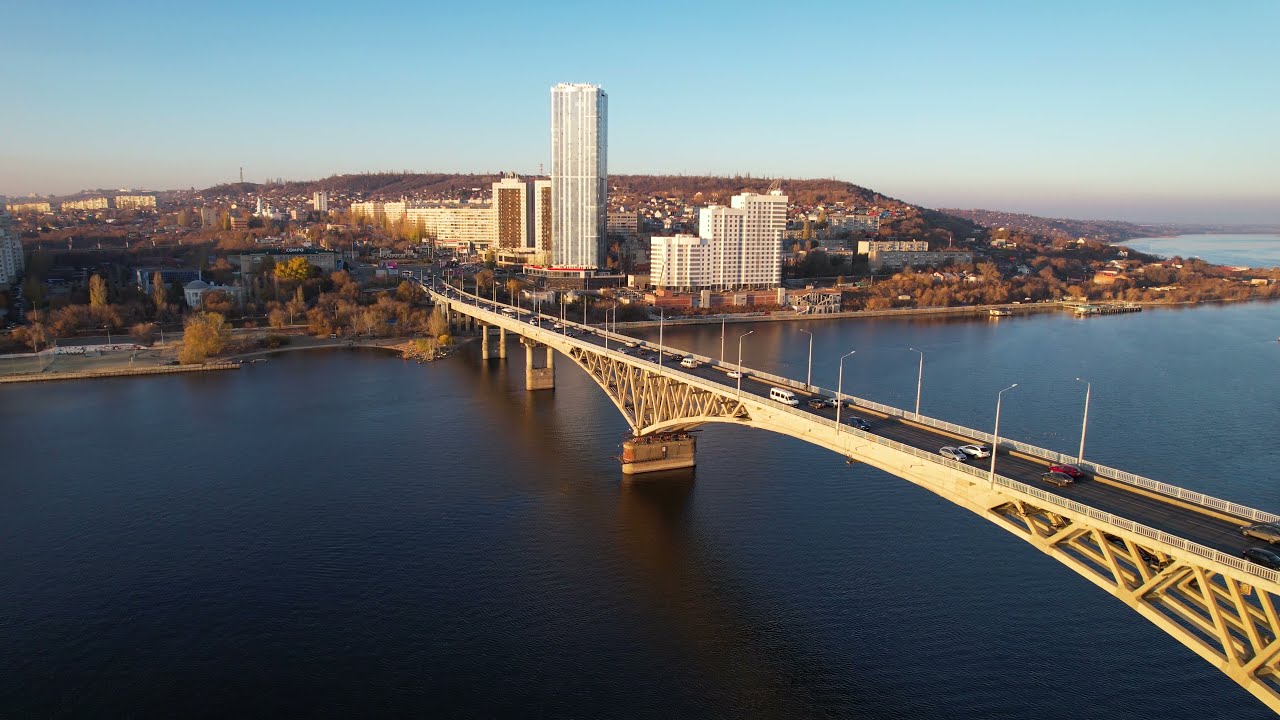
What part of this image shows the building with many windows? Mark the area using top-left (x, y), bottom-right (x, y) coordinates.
top-left (533, 179), bottom-right (552, 254)
top-left (868, 249), bottom-right (972, 271)
top-left (115, 194), bottom-right (157, 210)
top-left (312, 191), bottom-right (329, 213)
top-left (62, 197), bottom-right (110, 211)
top-left (551, 82), bottom-right (607, 269)
top-left (857, 239), bottom-right (928, 254)
top-left (606, 210), bottom-right (639, 235)
top-left (0, 225), bottom-right (23, 288)
top-left (492, 176), bottom-right (533, 249)
top-left (651, 190), bottom-right (788, 291)
top-left (6, 201), bottom-right (51, 214)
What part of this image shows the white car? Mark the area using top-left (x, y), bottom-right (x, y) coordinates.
top-left (959, 444), bottom-right (991, 459)
top-left (727, 370), bottom-right (743, 379)
top-left (679, 357), bottom-right (699, 368)
top-left (939, 447), bottom-right (968, 462)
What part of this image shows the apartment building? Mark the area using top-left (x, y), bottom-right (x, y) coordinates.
top-left (606, 210), bottom-right (639, 235)
top-left (492, 176), bottom-right (533, 249)
top-left (651, 190), bottom-right (788, 291)
top-left (6, 201), bottom-right (51, 214)
top-left (115, 194), bottom-right (157, 210)
top-left (533, 179), bottom-right (552, 254)
top-left (0, 227), bottom-right (23, 288)
top-left (62, 197), bottom-right (110, 211)
top-left (857, 239), bottom-right (928, 254)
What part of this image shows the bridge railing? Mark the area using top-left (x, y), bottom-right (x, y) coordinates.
top-left (432, 284), bottom-right (1280, 526)
top-left (745, 391), bottom-right (1280, 586)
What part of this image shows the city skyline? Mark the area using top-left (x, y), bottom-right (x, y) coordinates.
top-left (3, 0), bottom-right (1277, 224)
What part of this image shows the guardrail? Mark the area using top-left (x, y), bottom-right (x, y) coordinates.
top-left (430, 283), bottom-right (1280, 527)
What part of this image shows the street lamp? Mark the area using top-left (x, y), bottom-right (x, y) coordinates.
top-left (909, 347), bottom-right (924, 417)
top-left (989, 384), bottom-right (1019, 485)
top-left (103, 325), bottom-right (112, 346)
top-left (736, 330), bottom-right (754, 399)
top-left (835, 350), bottom-right (856, 427)
top-left (658, 307), bottom-right (665, 368)
top-left (799, 328), bottom-right (814, 391)
top-left (1076, 377), bottom-right (1091, 465)
top-left (720, 316), bottom-right (726, 364)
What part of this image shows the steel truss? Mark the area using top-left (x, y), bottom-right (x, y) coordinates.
top-left (993, 498), bottom-right (1280, 709)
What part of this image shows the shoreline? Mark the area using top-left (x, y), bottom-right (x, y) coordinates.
top-left (612, 295), bottom-right (1279, 329)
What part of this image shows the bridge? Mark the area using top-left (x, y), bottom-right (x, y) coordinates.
top-left (428, 280), bottom-right (1280, 713)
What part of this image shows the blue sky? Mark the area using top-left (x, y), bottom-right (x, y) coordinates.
top-left (3, 0), bottom-right (1277, 223)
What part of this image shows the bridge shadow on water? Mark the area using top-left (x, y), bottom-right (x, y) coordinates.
top-left (440, 340), bottom-right (885, 716)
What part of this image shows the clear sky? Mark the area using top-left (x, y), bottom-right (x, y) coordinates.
top-left (3, 0), bottom-right (1277, 224)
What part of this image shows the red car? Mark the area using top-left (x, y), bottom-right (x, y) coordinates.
top-left (1050, 463), bottom-right (1083, 479)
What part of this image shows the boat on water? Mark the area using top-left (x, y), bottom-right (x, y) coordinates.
top-left (989, 308), bottom-right (1012, 317)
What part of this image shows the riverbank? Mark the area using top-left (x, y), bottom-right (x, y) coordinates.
top-left (613, 294), bottom-right (1280, 328)
top-left (0, 362), bottom-right (240, 384)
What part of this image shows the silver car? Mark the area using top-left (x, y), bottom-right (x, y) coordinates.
top-left (959, 444), bottom-right (991, 459)
top-left (1243, 523), bottom-right (1280, 544)
top-left (939, 447), bottom-right (968, 462)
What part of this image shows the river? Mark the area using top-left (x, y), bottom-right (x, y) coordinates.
top-left (3, 300), bottom-right (1280, 718)
top-left (1120, 233), bottom-right (1280, 268)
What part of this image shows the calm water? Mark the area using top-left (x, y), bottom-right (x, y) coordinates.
top-left (4, 302), bottom-right (1280, 718)
top-left (1121, 233), bottom-right (1280, 268)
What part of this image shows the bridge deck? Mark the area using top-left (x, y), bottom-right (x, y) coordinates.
top-left (432, 285), bottom-right (1273, 564)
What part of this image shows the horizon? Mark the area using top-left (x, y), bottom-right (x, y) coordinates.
top-left (4, 0), bottom-right (1277, 225)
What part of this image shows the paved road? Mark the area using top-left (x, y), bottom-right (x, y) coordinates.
top-left (435, 284), bottom-right (1269, 562)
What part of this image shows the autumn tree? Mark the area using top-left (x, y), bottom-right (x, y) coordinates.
top-left (275, 256), bottom-right (319, 282)
top-left (151, 271), bottom-right (168, 317)
top-left (179, 312), bottom-right (229, 364)
top-left (11, 310), bottom-right (50, 351)
top-left (89, 274), bottom-right (108, 308)
top-left (427, 305), bottom-right (451, 344)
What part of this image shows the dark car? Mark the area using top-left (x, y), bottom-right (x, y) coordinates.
top-left (1039, 471), bottom-right (1075, 488)
top-left (847, 416), bottom-right (871, 431)
top-left (1050, 463), bottom-right (1083, 478)
top-left (1243, 522), bottom-right (1280, 544)
top-left (1244, 546), bottom-right (1280, 570)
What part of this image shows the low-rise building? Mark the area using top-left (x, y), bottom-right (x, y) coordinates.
top-left (183, 280), bottom-right (246, 308)
top-left (858, 239), bottom-right (929, 255)
top-left (237, 248), bottom-right (341, 274)
top-left (134, 267), bottom-right (201, 292)
top-left (607, 210), bottom-right (639, 235)
top-left (868, 249), bottom-right (972, 271)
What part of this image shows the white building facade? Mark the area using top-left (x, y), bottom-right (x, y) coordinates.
top-left (550, 83), bottom-right (607, 269)
top-left (651, 190), bottom-right (788, 291)
top-left (0, 226), bottom-right (23, 288)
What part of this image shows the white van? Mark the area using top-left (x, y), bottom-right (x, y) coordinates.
top-left (769, 387), bottom-right (800, 406)
top-left (679, 356), bottom-right (699, 369)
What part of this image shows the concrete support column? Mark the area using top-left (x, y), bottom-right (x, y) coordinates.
top-left (480, 322), bottom-right (491, 360)
top-left (523, 339), bottom-right (554, 391)
top-left (621, 433), bottom-right (696, 474)
top-left (499, 327), bottom-right (507, 359)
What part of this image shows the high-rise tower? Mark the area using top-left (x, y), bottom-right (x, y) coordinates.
top-left (550, 83), bottom-right (607, 269)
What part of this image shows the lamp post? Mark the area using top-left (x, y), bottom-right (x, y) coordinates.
top-left (736, 330), bottom-right (754, 399)
top-left (799, 328), bottom-right (814, 391)
top-left (909, 347), bottom-right (923, 418)
top-left (658, 307), bottom-right (665, 368)
top-left (1076, 377), bottom-right (1091, 465)
top-left (720, 316), bottom-right (726, 364)
top-left (835, 350), bottom-right (856, 427)
top-left (989, 384), bottom-right (1019, 486)
top-left (103, 325), bottom-right (112, 347)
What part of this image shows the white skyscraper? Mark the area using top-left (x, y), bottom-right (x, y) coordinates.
top-left (550, 83), bottom-right (607, 269)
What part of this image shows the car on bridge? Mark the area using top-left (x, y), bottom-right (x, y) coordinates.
top-left (680, 357), bottom-right (700, 369)
top-left (1039, 471), bottom-right (1075, 488)
top-left (1244, 546), bottom-right (1280, 570)
top-left (939, 447), bottom-right (968, 462)
top-left (1242, 522), bottom-right (1280, 544)
top-left (847, 416), bottom-right (872, 431)
top-left (1050, 463), bottom-right (1084, 478)
top-left (959, 444), bottom-right (990, 459)
top-left (727, 370), bottom-right (744, 379)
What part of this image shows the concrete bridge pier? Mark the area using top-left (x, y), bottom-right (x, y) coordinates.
top-left (621, 433), bottom-right (696, 475)
top-left (522, 339), bottom-right (554, 391)
top-left (480, 324), bottom-right (506, 360)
